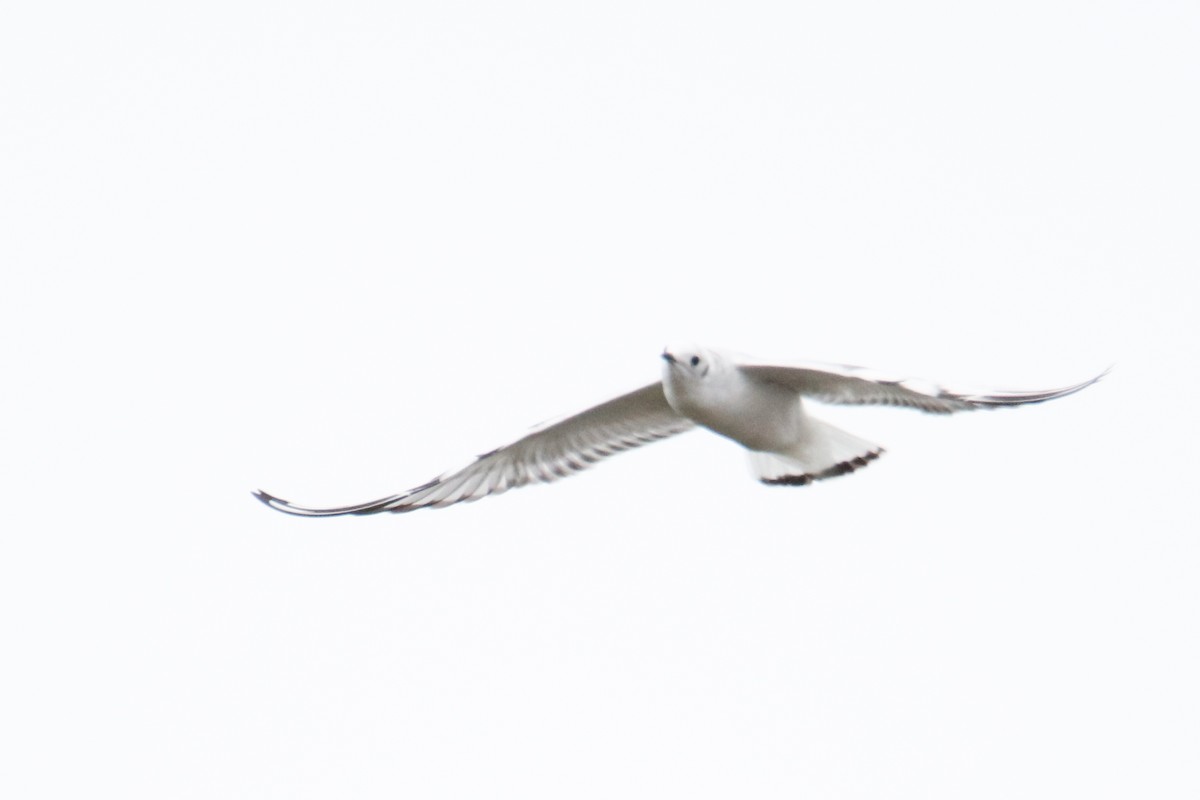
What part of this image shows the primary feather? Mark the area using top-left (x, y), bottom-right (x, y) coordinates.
top-left (735, 359), bottom-right (1108, 414)
top-left (254, 383), bottom-right (693, 516)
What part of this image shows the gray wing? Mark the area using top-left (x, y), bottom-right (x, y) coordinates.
top-left (254, 382), bottom-right (693, 516)
top-left (736, 358), bottom-right (1108, 414)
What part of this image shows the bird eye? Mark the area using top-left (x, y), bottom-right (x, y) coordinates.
top-left (690, 356), bottom-right (701, 366)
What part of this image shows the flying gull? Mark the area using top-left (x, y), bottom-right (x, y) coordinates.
top-left (255, 345), bottom-right (1105, 516)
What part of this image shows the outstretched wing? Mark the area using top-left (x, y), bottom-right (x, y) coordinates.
top-left (254, 382), bottom-right (693, 516)
top-left (736, 358), bottom-right (1108, 414)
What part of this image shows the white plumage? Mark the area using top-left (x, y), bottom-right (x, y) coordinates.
top-left (255, 345), bottom-right (1105, 516)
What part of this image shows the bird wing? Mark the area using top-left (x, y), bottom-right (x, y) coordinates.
top-left (735, 357), bottom-right (1107, 414)
top-left (254, 382), bottom-right (693, 516)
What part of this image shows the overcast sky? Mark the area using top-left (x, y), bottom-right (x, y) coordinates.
top-left (3, 2), bottom-right (1197, 798)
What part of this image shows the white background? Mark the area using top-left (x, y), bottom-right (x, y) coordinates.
top-left (3, 2), bottom-right (1197, 797)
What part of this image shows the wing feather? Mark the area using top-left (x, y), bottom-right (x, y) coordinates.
top-left (736, 358), bottom-right (1108, 414)
top-left (253, 382), bottom-right (693, 516)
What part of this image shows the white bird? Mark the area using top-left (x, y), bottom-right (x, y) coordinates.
top-left (254, 345), bottom-right (1105, 516)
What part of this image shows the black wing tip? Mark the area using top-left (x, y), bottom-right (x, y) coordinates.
top-left (252, 488), bottom-right (316, 517)
top-left (252, 488), bottom-right (283, 508)
top-left (972, 366), bottom-right (1111, 408)
top-left (251, 488), bottom-right (400, 517)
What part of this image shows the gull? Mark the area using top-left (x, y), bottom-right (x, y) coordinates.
top-left (254, 345), bottom-right (1105, 516)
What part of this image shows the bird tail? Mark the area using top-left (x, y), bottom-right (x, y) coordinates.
top-left (749, 417), bottom-right (884, 486)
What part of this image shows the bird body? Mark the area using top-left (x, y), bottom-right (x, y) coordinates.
top-left (254, 345), bottom-right (1105, 516)
top-left (663, 346), bottom-right (800, 452)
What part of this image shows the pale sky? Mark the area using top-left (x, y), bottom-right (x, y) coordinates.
top-left (2, 2), bottom-right (1197, 798)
